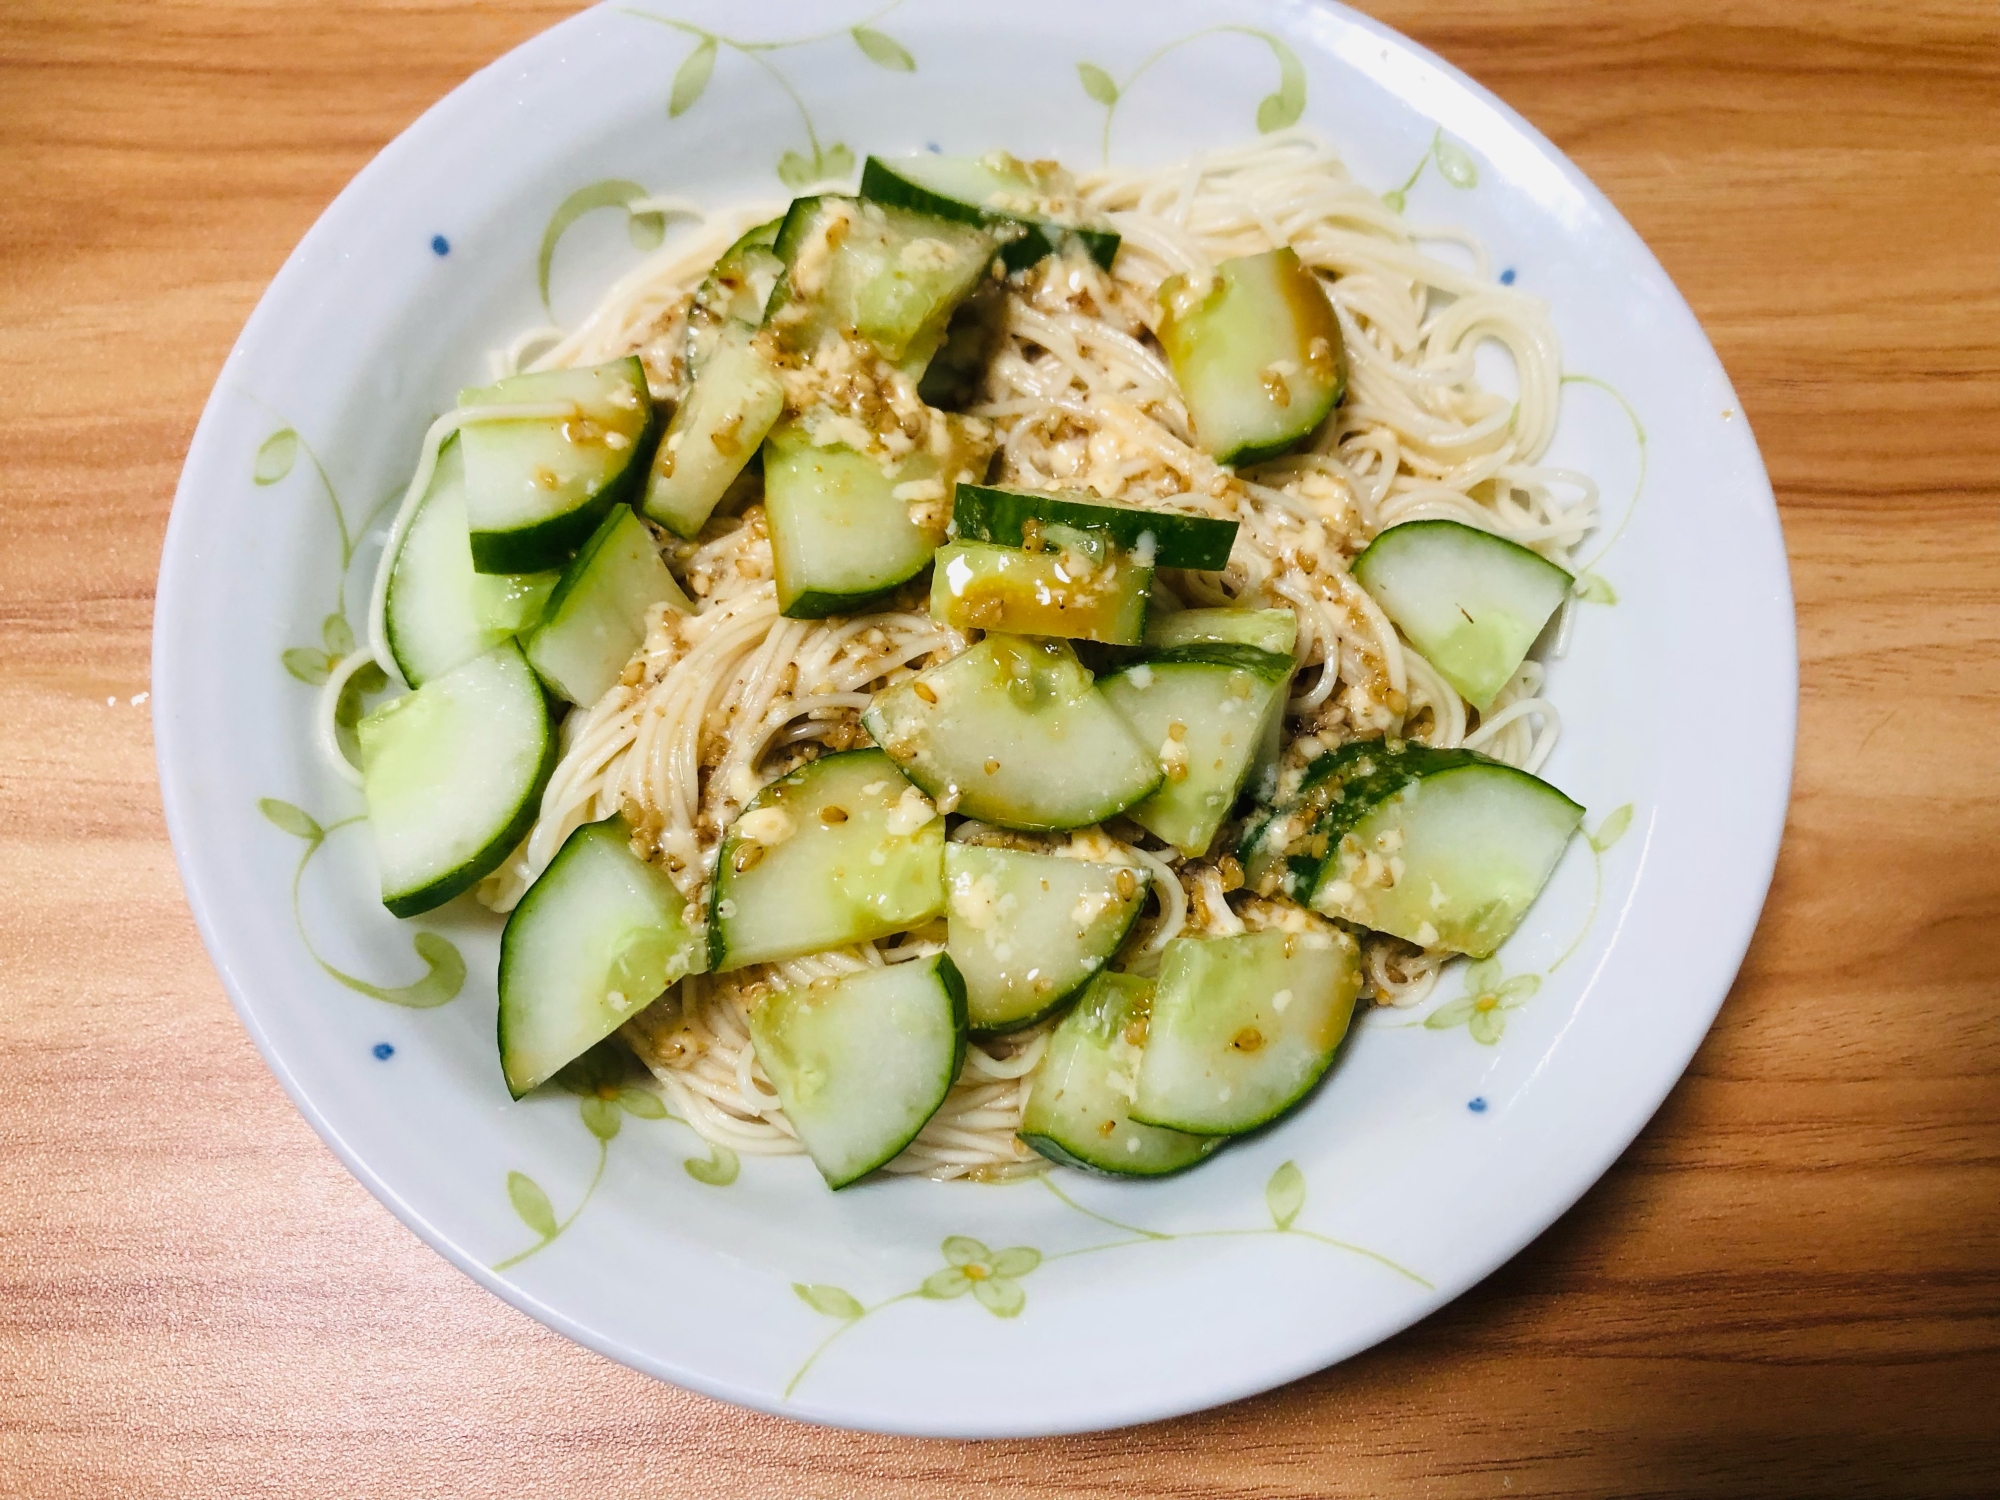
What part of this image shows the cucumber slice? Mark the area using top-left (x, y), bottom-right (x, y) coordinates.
top-left (641, 324), bottom-right (786, 540)
top-left (523, 505), bottom-right (690, 707)
top-left (497, 815), bottom-right (704, 1098)
top-left (1351, 519), bottom-right (1573, 711)
top-left (685, 217), bottom-right (784, 375)
top-left (459, 357), bottom-right (659, 573)
top-left (1299, 740), bottom-right (1584, 958)
top-left (930, 537), bottom-right (1152, 645)
top-left (1157, 249), bottom-right (1346, 466)
top-left (1131, 927), bottom-right (1361, 1135)
top-left (859, 152), bottom-right (1121, 272)
top-left (951, 483), bottom-right (1238, 571)
top-left (1144, 606), bottom-right (1297, 655)
top-left (766, 196), bottom-right (998, 366)
top-left (764, 415), bottom-right (994, 619)
top-left (357, 643), bottom-right (556, 918)
top-left (746, 954), bottom-right (968, 1188)
top-left (944, 844), bottom-right (1148, 1032)
top-left (1142, 610), bottom-right (1299, 802)
top-left (1100, 645), bottom-right (1293, 857)
top-left (1020, 972), bottom-right (1220, 1176)
top-left (383, 435), bottom-right (560, 687)
top-left (710, 749), bottom-right (946, 972)
top-left (1240, 739), bottom-right (1386, 901)
top-left (863, 636), bottom-right (1162, 831)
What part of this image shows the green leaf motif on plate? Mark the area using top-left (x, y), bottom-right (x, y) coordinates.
top-left (1433, 133), bottom-right (1480, 189)
top-left (1382, 188), bottom-right (1406, 215)
top-left (921, 1236), bottom-right (1039, 1317)
top-left (778, 143), bottom-right (855, 191)
top-left (508, 1171), bottom-right (558, 1241)
top-left (1265, 1159), bottom-right (1305, 1230)
top-left (321, 612), bottom-right (355, 657)
top-left (328, 930), bottom-right (466, 1010)
top-left (253, 428), bottom-right (298, 486)
top-left (1253, 36), bottom-right (1306, 133)
top-left (795, 1282), bottom-right (864, 1320)
top-left (684, 1143), bottom-right (739, 1186)
top-left (1574, 570), bottom-right (1618, 606)
top-left (536, 179), bottom-right (665, 313)
top-left (619, 1087), bottom-right (668, 1120)
top-left (1426, 958), bottom-right (1539, 1045)
top-left (282, 647), bottom-right (331, 685)
top-left (1591, 803), bottom-right (1634, 854)
top-left (851, 25), bottom-right (914, 72)
top-left (1077, 61), bottom-right (1119, 106)
top-left (670, 34), bottom-right (717, 118)
top-left (259, 797), bottom-right (323, 843)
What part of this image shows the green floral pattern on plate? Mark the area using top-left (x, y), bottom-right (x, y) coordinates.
top-left (493, 1044), bottom-right (673, 1270)
top-left (257, 798), bottom-right (466, 1008)
top-left (1382, 127), bottom-right (1481, 214)
top-left (620, 2), bottom-right (916, 189)
top-left (241, 17), bottom-right (1656, 1399)
top-left (1425, 958), bottom-right (1539, 1045)
top-left (784, 1160), bottom-right (1430, 1398)
top-left (1077, 26), bottom-right (1305, 163)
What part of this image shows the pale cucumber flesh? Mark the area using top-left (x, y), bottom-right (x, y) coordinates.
top-left (1307, 752), bottom-right (1583, 958)
top-left (943, 843), bottom-right (1147, 1032)
top-left (524, 505), bottom-right (690, 707)
top-left (767, 196), bottom-right (998, 367)
top-left (862, 636), bottom-right (1161, 831)
top-left (1157, 249), bottom-right (1346, 466)
top-left (746, 955), bottom-right (968, 1188)
top-left (357, 643), bottom-right (555, 918)
top-left (709, 750), bottom-right (946, 972)
top-left (1131, 928), bottom-right (1361, 1135)
top-left (1144, 607), bottom-right (1298, 655)
top-left (1350, 519), bottom-right (1572, 711)
top-left (642, 326), bottom-right (785, 539)
top-left (764, 416), bottom-right (992, 618)
top-left (384, 436), bottom-right (558, 687)
top-left (459, 357), bottom-right (658, 573)
top-left (685, 217), bottom-right (784, 374)
top-left (1020, 972), bottom-right (1220, 1176)
top-left (497, 816), bottom-right (703, 1098)
top-left (929, 539), bottom-right (1151, 645)
top-left (1100, 647), bottom-right (1292, 857)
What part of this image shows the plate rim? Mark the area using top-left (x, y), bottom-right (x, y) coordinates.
top-left (152, 0), bottom-right (1798, 1436)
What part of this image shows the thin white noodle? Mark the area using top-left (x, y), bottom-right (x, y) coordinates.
top-left (350, 130), bottom-right (1600, 1179)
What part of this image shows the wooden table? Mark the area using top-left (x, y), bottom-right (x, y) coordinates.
top-left (3, 2), bottom-right (1996, 1494)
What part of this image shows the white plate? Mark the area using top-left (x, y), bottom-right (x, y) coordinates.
top-left (154, 0), bottom-right (1794, 1437)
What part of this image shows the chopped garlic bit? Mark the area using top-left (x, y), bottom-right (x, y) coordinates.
top-left (884, 785), bottom-right (939, 836)
top-left (734, 806), bottom-right (795, 847)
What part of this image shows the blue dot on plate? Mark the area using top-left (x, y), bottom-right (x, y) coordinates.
top-left (1498, 267), bottom-right (1516, 285)
top-left (925, 141), bottom-right (942, 154)
top-left (373, 1042), bottom-right (395, 1061)
top-left (430, 234), bottom-right (451, 257)
top-left (1468, 1096), bottom-right (1488, 1113)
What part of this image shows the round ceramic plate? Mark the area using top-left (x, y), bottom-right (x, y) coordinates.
top-left (155, 0), bottom-right (1794, 1437)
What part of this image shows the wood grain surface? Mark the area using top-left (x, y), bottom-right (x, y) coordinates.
top-left (2, 2), bottom-right (1996, 1495)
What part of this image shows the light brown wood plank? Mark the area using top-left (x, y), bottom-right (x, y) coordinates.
top-left (2, 1), bottom-right (1996, 1495)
